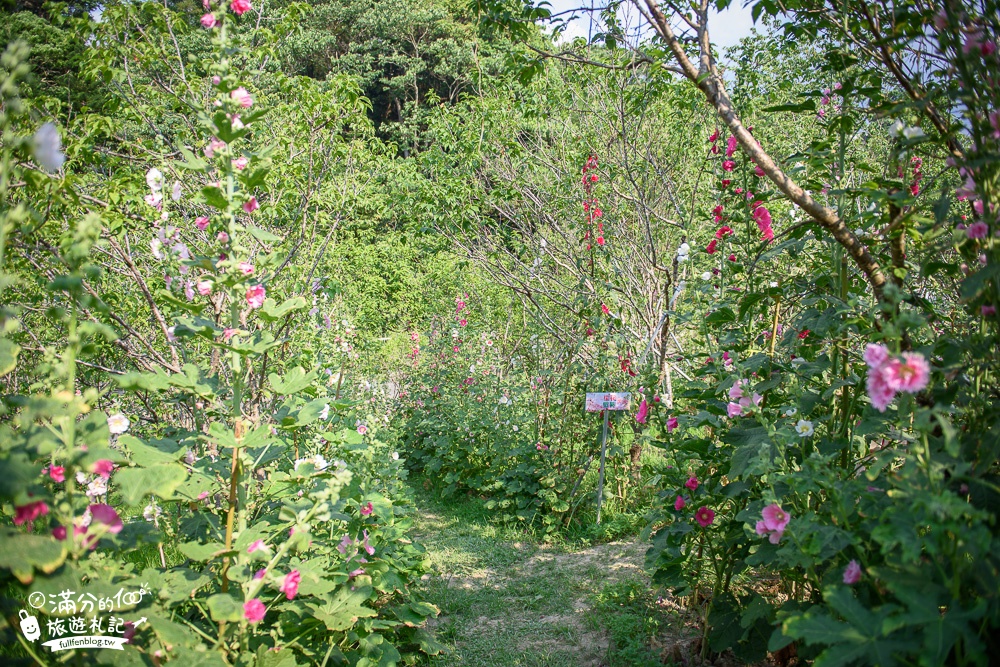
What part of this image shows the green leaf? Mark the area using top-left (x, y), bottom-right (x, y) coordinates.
top-left (269, 367), bottom-right (318, 395)
top-left (114, 464), bottom-right (188, 505)
top-left (207, 593), bottom-right (243, 622)
top-left (245, 225), bottom-right (282, 243)
top-left (705, 307), bottom-right (736, 325)
top-left (179, 541), bottom-right (230, 562)
top-left (310, 585), bottom-right (377, 631)
top-left (259, 296), bottom-right (307, 322)
top-left (0, 530), bottom-right (68, 583)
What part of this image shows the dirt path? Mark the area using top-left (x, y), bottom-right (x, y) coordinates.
top-left (409, 493), bottom-right (674, 667)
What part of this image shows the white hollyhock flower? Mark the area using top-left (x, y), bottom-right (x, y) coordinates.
top-left (33, 122), bottom-right (65, 172)
top-left (795, 419), bottom-right (814, 437)
top-left (701, 272), bottom-right (712, 281)
top-left (107, 414), bottom-right (130, 434)
top-left (391, 452), bottom-right (399, 460)
top-left (150, 238), bottom-right (164, 260)
top-left (783, 407), bottom-right (797, 417)
top-left (319, 404), bottom-right (330, 420)
top-left (888, 119), bottom-right (904, 138)
top-left (902, 126), bottom-right (925, 140)
top-left (146, 168), bottom-right (163, 192)
top-left (171, 181), bottom-right (182, 201)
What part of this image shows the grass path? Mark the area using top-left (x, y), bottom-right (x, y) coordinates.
top-left (408, 485), bottom-right (685, 667)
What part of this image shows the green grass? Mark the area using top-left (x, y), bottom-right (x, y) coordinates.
top-left (409, 480), bottom-right (681, 667)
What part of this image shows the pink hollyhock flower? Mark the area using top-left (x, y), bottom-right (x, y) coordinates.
top-left (231, 87), bottom-right (253, 108)
top-left (14, 500), bottom-right (49, 526)
top-left (666, 416), bottom-right (678, 432)
top-left (337, 534), bottom-right (353, 555)
top-left (728, 380), bottom-right (745, 400)
top-left (246, 284), bottom-right (266, 309)
top-left (254, 569), bottom-right (266, 579)
top-left (843, 559), bottom-right (862, 585)
top-left (238, 261), bottom-right (254, 276)
top-left (52, 525), bottom-right (67, 540)
top-left (200, 13), bottom-right (218, 28)
top-left (596, 235), bottom-right (605, 246)
top-left (728, 253), bottom-right (736, 262)
top-left (722, 160), bottom-right (736, 172)
top-left (360, 502), bottom-right (374, 516)
top-left (217, 231), bottom-right (230, 243)
top-left (762, 504), bottom-right (790, 532)
top-left (866, 368), bottom-right (896, 412)
top-left (233, 156), bottom-right (249, 170)
top-left (247, 539), bottom-right (265, 553)
top-left (983, 305), bottom-right (997, 317)
top-left (706, 239), bottom-right (718, 254)
top-left (715, 225), bottom-right (733, 238)
top-left (754, 166), bottom-right (765, 177)
top-left (708, 129), bottom-right (719, 142)
top-left (223, 327), bottom-right (236, 341)
top-left (863, 343), bottom-right (889, 369)
top-left (244, 598), bottom-right (265, 623)
top-left (195, 216), bottom-right (210, 230)
top-left (727, 402), bottom-right (743, 418)
top-left (882, 352), bottom-right (930, 393)
top-left (601, 303), bottom-right (610, 315)
top-left (93, 459), bottom-right (114, 479)
top-left (695, 506), bottom-right (715, 527)
top-left (280, 570), bottom-right (301, 600)
top-left (726, 135), bottom-right (737, 157)
top-left (685, 476), bottom-right (699, 491)
top-left (674, 495), bottom-right (686, 511)
top-left (197, 280), bottom-right (213, 296)
top-left (49, 465), bottom-right (65, 483)
top-left (89, 504), bottom-right (123, 534)
top-left (967, 222), bottom-right (989, 239)
top-left (243, 197), bottom-right (259, 213)
top-left (230, 0), bottom-right (252, 15)
top-left (635, 399), bottom-right (649, 424)
top-left (459, 319), bottom-right (467, 327)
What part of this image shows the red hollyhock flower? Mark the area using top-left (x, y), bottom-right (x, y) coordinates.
top-left (706, 239), bottom-right (718, 254)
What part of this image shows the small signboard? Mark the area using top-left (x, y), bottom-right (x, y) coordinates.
top-left (585, 392), bottom-right (631, 412)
